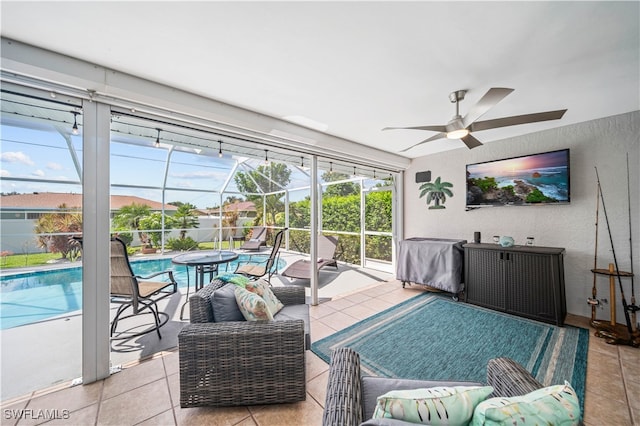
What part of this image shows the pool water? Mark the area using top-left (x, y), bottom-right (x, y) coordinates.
top-left (0, 255), bottom-right (283, 330)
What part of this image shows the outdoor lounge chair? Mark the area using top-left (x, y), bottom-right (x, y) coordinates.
top-left (282, 235), bottom-right (339, 279)
top-left (178, 278), bottom-right (308, 407)
top-left (110, 237), bottom-right (178, 339)
top-left (323, 347), bottom-right (545, 426)
top-left (235, 228), bottom-right (287, 283)
top-left (239, 226), bottom-right (267, 251)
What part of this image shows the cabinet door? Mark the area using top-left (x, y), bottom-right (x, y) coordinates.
top-left (466, 248), bottom-right (505, 310)
top-left (504, 252), bottom-right (557, 323)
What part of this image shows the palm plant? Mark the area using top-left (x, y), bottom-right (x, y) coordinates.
top-left (174, 204), bottom-right (199, 240)
top-left (419, 177), bottom-right (453, 209)
top-left (112, 203), bottom-right (152, 246)
top-left (139, 212), bottom-right (175, 247)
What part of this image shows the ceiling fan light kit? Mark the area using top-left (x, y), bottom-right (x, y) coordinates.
top-left (384, 87), bottom-right (567, 152)
top-left (446, 128), bottom-right (469, 139)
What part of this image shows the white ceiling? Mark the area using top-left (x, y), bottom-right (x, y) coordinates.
top-left (1, 1), bottom-right (638, 159)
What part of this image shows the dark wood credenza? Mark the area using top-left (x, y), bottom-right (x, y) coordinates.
top-left (463, 243), bottom-right (567, 326)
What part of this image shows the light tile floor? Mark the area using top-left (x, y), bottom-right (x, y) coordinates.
top-left (1, 280), bottom-right (638, 425)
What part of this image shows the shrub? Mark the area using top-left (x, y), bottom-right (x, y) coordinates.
top-left (33, 204), bottom-right (82, 261)
top-left (167, 237), bottom-right (199, 251)
top-left (112, 232), bottom-right (133, 246)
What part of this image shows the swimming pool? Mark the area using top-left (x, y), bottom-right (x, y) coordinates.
top-left (0, 255), bottom-right (283, 330)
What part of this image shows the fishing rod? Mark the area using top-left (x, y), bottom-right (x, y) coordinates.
top-left (626, 154), bottom-right (638, 330)
top-left (595, 166), bottom-right (634, 336)
top-left (587, 182), bottom-right (601, 322)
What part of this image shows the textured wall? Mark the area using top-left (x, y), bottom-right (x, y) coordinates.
top-left (404, 111), bottom-right (639, 323)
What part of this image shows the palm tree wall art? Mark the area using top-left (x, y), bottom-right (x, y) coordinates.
top-left (419, 176), bottom-right (453, 209)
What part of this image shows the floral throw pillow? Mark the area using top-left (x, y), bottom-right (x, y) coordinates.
top-left (245, 278), bottom-right (284, 316)
top-left (470, 381), bottom-right (581, 426)
top-left (234, 286), bottom-right (274, 321)
top-left (373, 385), bottom-right (494, 425)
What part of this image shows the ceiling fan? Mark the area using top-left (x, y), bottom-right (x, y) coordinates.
top-left (383, 88), bottom-right (567, 151)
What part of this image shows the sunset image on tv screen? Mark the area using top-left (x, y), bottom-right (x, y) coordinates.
top-left (466, 150), bottom-right (570, 206)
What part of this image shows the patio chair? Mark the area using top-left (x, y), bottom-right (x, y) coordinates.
top-left (235, 228), bottom-right (287, 283)
top-left (322, 347), bottom-right (546, 426)
top-left (178, 278), bottom-right (308, 407)
top-left (282, 235), bottom-right (339, 279)
top-left (239, 226), bottom-right (267, 251)
top-left (110, 237), bottom-right (178, 339)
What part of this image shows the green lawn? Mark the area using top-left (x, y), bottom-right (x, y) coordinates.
top-left (0, 241), bottom-right (233, 270)
top-left (1, 252), bottom-right (62, 269)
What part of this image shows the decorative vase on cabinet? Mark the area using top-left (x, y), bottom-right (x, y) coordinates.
top-left (499, 236), bottom-right (515, 247)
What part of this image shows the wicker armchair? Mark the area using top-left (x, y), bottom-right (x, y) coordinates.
top-left (178, 279), bottom-right (309, 407)
top-left (323, 347), bottom-right (543, 426)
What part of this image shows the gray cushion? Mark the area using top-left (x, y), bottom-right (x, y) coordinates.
top-left (360, 376), bottom-right (483, 421)
top-left (211, 283), bottom-right (245, 322)
top-left (274, 303), bottom-right (310, 348)
top-left (274, 304), bottom-right (309, 333)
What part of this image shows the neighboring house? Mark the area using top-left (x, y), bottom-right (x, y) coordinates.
top-left (198, 201), bottom-right (257, 218)
top-left (199, 201), bottom-right (258, 238)
top-left (223, 201), bottom-right (258, 237)
top-left (222, 201), bottom-right (257, 219)
top-left (0, 192), bottom-right (179, 254)
top-left (0, 192), bottom-right (177, 218)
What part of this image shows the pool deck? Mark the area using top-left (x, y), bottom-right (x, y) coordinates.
top-left (0, 250), bottom-right (393, 401)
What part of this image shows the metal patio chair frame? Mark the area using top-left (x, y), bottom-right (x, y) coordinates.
top-left (110, 237), bottom-right (178, 339)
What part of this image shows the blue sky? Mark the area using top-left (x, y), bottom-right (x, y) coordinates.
top-left (0, 123), bottom-right (321, 208)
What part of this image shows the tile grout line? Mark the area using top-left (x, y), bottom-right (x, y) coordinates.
top-left (618, 346), bottom-right (636, 425)
top-left (162, 353), bottom-right (179, 426)
top-left (92, 379), bottom-right (105, 426)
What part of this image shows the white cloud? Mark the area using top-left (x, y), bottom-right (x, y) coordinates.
top-left (1, 151), bottom-right (35, 166)
top-left (0, 169), bottom-right (10, 177)
top-left (32, 170), bottom-right (45, 177)
top-left (175, 181), bottom-right (194, 188)
top-left (170, 171), bottom-right (221, 179)
top-left (47, 162), bottom-right (64, 170)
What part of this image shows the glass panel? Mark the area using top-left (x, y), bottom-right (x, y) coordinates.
top-left (0, 92), bottom-right (83, 400)
top-left (233, 162), bottom-right (289, 246)
top-left (287, 187), bottom-right (311, 253)
top-left (364, 179), bottom-right (394, 270)
top-left (1, 126), bottom-right (82, 184)
top-left (110, 139), bottom-right (167, 186)
top-left (166, 150), bottom-right (232, 191)
top-left (319, 168), bottom-right (362, 264)
top-left (164, 189), bottom-right (222, 249)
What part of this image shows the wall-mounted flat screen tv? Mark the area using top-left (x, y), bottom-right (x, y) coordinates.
top-left (466, 149), bottom-right (570, 207)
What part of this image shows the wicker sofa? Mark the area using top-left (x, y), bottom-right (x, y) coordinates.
top-left (323, 347), bottom-right (545, 426)
top-left (178, 279), bottom-right (309, 407)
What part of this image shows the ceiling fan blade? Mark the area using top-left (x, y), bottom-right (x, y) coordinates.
top-left (470, 109), bottom-right (567, 132)
top-left (383, 125), bottom-right (448, 132)
top-left (462, 87), bottom-right (514, 128)
top-left (461, 134), bottom-right (483, 149)
top-left (399, 132), bottom-right (446, 152)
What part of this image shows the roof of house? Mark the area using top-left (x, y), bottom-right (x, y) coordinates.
top-left (224, 201), bottom-right (256, 213)
top-left (198, 201), bottom-right (256, 216)
top-left (0, 193), bottom-right (177, 211)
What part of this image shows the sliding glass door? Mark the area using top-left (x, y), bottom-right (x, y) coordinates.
top-left (0, 88), bottom-right (85, 400)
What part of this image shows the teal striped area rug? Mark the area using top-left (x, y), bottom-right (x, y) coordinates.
top-left (312, 293), bottom-right (588, 405)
